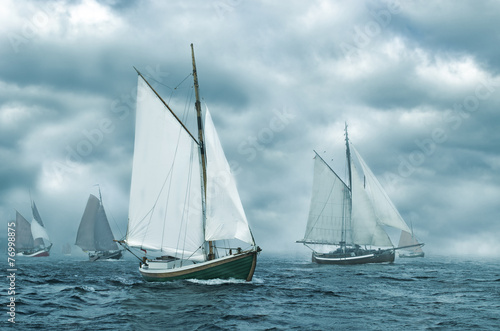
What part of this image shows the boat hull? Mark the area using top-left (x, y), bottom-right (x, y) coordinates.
top-left (139, 250), bottom-right (258, 282)
top-left (312, 249), bottom-right (395, 265)
top-left (399, 252), bottom-right (425, 258)
top-left (89, 250), bottom-right (123, 261)
top-left (17, 244), bottom-right (52, 257)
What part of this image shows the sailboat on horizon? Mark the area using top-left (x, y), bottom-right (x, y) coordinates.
top-left (62, 243), bottom-right (72, 256)
top-left (297, 125), bottom-right (423, 264)
top-left (398, 222), bottom-right (425, 258)
top-left (16, 200), bottom-right (52, 257)
top-left (118, 44), bottom-right (260, 281)
top-left (75, 189), bottom-right (122, 261)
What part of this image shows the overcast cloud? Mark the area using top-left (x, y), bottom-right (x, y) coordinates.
top-left (1, 0), bottom-right (499, 257)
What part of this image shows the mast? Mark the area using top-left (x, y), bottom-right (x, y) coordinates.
top-left (97, 184), bottom-right (102, 205)
top-left (342, 123), bottom-right (353, 251)
top-left (345, 123), bottom-right (352, 190)
top-left (191, 43), bottom-right (214, 260)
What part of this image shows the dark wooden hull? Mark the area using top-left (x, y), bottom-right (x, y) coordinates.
top-left (313, 249), bottom-right (395, 265)
top-left (89, 250), bottom-right (123, 261)
top-left (140, 249), bottom-right (258, 282)
top-left (399, 252), bottom-right (425, 258)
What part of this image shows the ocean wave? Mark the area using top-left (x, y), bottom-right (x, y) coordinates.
top-left (186, 278), bottom-right (249, 285)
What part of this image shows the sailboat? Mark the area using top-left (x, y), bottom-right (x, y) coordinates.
top-left (16, 201), bottom-right (52, 257)
top-left (118, 44), bottom-right (260, 282)
top-left (75, 190), bottom-right (122, 261)
top-left (297, 125), bottom-right (423, 264)
top-left (62, 243), bottom-right (72, 256)
top-left (398, 226), bottom-right (425, 258)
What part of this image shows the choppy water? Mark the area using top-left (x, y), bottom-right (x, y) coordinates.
top-left (3, 253), bottom-right (500, 330)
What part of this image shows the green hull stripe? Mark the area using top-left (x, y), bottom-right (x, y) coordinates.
top-left (141, 253), bottom-right (256, 282)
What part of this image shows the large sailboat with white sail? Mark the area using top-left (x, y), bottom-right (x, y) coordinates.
top-left (297, 125), bottom-right (423, 264)
top-left (118, 44), bottom-right (260, 281)
top-left (16, 201), bottom-right (52, 257)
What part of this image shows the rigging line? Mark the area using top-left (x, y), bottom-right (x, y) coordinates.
top-left (134, 128), bottom-right (181, 249)
top-left (304, 178), bottom-right (338, 241)
top-left (169, 74), bottom-right (194, 110)
top-left (146, 72), bottom-right (193, 91)
top-left (174, 73), bottom-right (193, 90)
top-left (342, 176), bottom-right (351, 246)
top-left (181, 84), bottom-right (194, 125)
top-left (176, 139), bottom-right (196, 263)
top-left (315, 151), bottom-right (350, 190)
top-left (182, 245), bottom-right (203, 261)
top-left (142, 75), bottom-right (171, 90)
top-left (116, 241), bottom-right (143, 263)
top-left (135, 68), bottom-right (199, 144)
top-left (109, 213), bottom-right (124, 240)
top-left (158, 125), bottom-right (185, 254)
top-left (100, 188), bottom-right (124, 239)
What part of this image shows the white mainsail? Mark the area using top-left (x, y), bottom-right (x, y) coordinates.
top-left (126, 76), bottom-right (205, 261)
top-left (31, 219), bottom-right (50, 242)
top-left (204, 109), bottom-right (254, 245)
top-left (32, 201), bottom-right (45, 226)
top-left (301, 136), bottom-right (410, 249)
top-left (302, 154), bottom-right (350, 244)
top-left (351, 145), bottom-right (411, 233)
top-left (350, 162), bottom-right (393, 247)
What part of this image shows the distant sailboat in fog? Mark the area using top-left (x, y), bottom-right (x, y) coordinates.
top-left (62, 243), bottom-right (72, 256)
top-left (297, 125), bottom-right (423, 264)
top-left (398, 224), bottom-right (425, 258)
top-left (75, 189), bottom-right (122, 261)
top-left (16, 201), bottom-right (52, 257)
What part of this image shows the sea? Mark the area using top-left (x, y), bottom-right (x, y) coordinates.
top-left (3, 252), bottom-right (499, 330)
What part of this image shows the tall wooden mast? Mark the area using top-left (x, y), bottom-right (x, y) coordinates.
top-left (191, 44), bottom-right (215, 260)
top-left (341, 123), bottom-right (353, 251)
top-left (344, 123), bottom-right (352, 190)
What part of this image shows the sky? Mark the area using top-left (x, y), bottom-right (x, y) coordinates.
top-left (1, 0), bottom-right (499, 258)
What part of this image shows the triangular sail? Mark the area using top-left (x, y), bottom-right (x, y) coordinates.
top-left (398, 231), bottom-right (424, 253)
top-left (351, 145), bottom-right (411, 233)
top-left (301, 153), bottom-right (351, 245)
top-left (76, 194), bottom-right (100, 251)
top-left (31, 201), bottom-right (44, 226)
top-left (31, 220), bottom-right (50, 243)
top-left (31, 201), bottom-right (49, 246)
top-left (16, 211), bottom-right (34, 250)
top-left (94, 204), bottom-right (119, 251)
top-left (204, 109), bottom-right (254, 245)
top-left (350, 163), bottom-right (392, 247)
top-left (76, 194), bottom-right (119, 251)
top-left (126, 76), bottom-right (205, 261)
